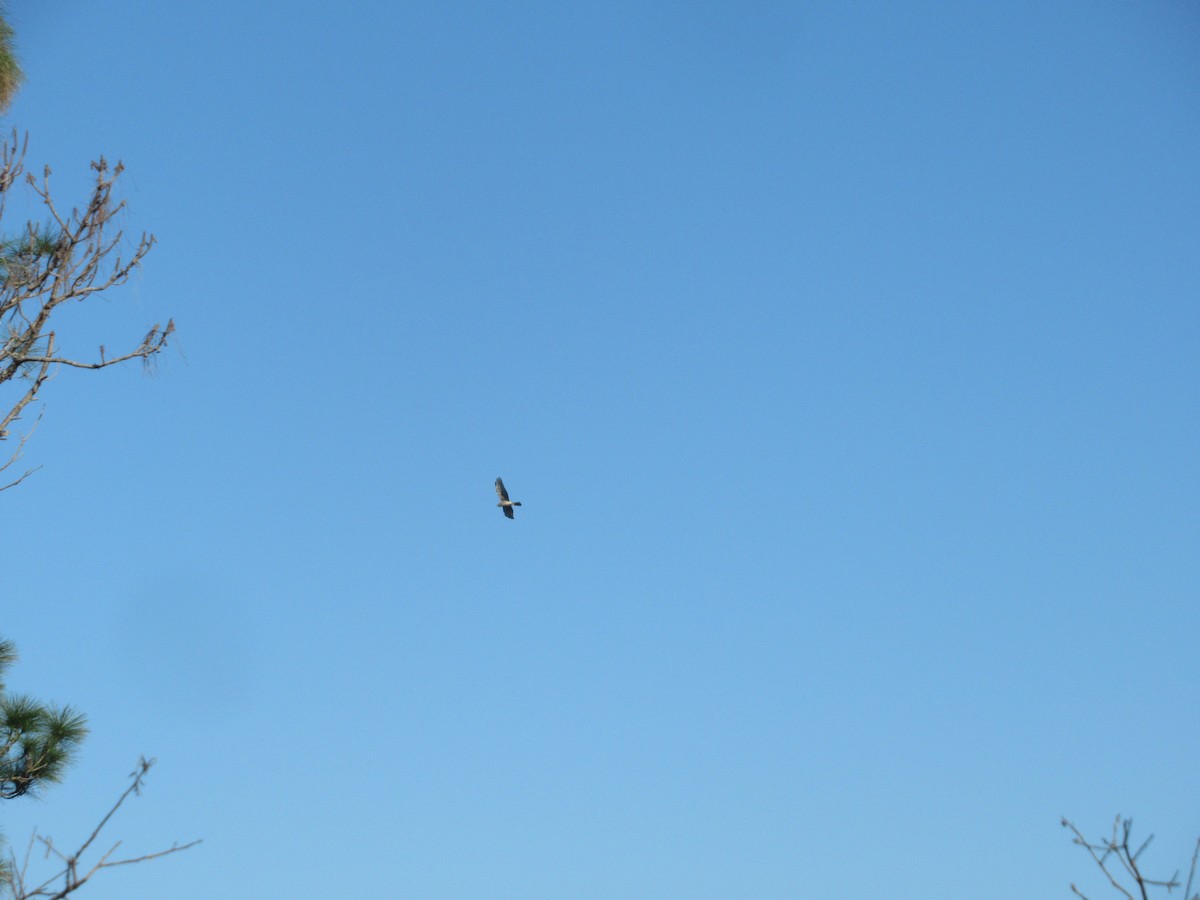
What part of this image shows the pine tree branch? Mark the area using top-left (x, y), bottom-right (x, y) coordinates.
top-left (0, 131), bottom-right (173, 489)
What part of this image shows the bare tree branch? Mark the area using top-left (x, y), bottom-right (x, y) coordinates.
top-left (9, 322), bottom-right (173, 371)
top-left (4, 757), bottom-right (200, 899)
top-left (1064, 816), bottom-right (1198, 900)
top-left (0, 131), bottom-right (172, 489)
top-left (1184, 838), bottom-right (1200, 900)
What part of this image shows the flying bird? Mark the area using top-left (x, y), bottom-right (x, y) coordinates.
top-left (495, 477), bottom-right (521, 519)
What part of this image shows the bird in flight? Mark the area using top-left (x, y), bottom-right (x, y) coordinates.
top-left (495, 477), bottom-right (521, 519)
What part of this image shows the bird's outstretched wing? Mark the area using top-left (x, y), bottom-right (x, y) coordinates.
top-left (502, 504), bottom-right (514, 519)
top-left (495, 477), bottom-right (510, 502)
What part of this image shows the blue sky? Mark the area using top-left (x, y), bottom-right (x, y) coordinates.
top-left (1, 2), bottom-right (1197, 897)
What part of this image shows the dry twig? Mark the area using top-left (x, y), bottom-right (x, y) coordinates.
top-left (4, 757), bottom-right (200, 899)
top-left (1063, 815), bottom-right (1199, 900)
top-left (0, 131), bottom-right (172, 489)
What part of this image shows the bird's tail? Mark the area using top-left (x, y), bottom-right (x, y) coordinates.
top-left (513, 502), bottom-right (522, 506)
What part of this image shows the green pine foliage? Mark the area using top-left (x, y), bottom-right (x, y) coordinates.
top-left (0, 638), bottom-right (87, 888)
top-left (0, 11), bottom-right (21, 114)
top-left (0, 638), bottom-right (88, 800)
top-left (0, 228), bottom-right (63, 296)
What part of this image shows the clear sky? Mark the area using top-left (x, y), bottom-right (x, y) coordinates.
top-left (2, 2), bottom-right (1198, 898)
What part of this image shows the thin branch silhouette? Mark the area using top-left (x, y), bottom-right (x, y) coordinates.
top-left (4, 758), bottom-right (200, 899)
top-left (1063, 816), bottom-right (1200, 900)
top-left (0, 131), bottom-right (173, 489)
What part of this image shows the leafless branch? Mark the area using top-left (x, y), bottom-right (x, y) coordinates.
top-left (1064, 816), bottom-right (1198, 900)
top-left (0, 130), bottom-right (171, 489)
top-left (0, 462), bottom-right (39, 492)
top-left (1184, 839), bottom-right (1200, 900)
top-left (0, 405), bottom-right (43, 490)
top-left (9, 322), bottom-right (173, 370)
top-left (4, 757), bottom-right (201, 899)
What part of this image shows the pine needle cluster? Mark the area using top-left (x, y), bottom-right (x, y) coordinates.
top-left (0, 9), bottom-right (21, 114)
top-left (0, 639), bottom-right (88, 801)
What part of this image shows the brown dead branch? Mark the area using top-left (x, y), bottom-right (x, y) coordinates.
top-left (1063, 816), bottom-right (1200, 900)
top-left (0, 130), bottom-right (171, 488)
top-left (4, 757), bottom-right (200, 899)
top-left (0, 413), bottom-right (41, 492)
